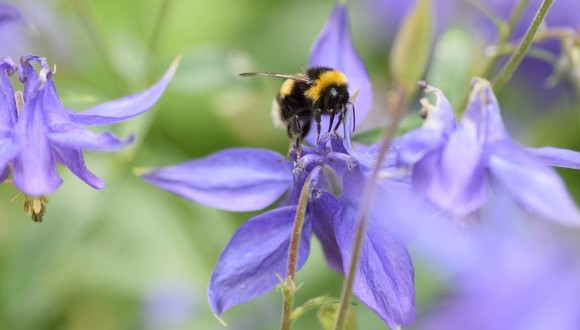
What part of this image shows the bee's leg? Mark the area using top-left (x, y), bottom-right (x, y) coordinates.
top-left (296, 120), bottom-right (311, 160)
top-left (286, 117), bottom-right (300, 159)
top-left (328, 112), bottom-right (336, 134)
top-left (314, 109), bottom-right (322, 143)
top-left (293, 140), bottom-right (302, 160)
top-left (333, 111), bottom-right (344, 133)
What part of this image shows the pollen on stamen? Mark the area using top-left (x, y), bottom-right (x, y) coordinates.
top-left (23, 195), bottom-right (49, 222)
top-left (15, 90), bottom-right (24, 114)
top-left (419, 97), bottom-right (435, 119)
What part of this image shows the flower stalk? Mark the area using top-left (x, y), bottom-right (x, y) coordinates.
top-left (148, 0), bottom-right (174, 57)
top-left (280, 170), bottom-right (313, 330)
top-left (492, 0), bottom-right (555, 91)
top-left (333, 87), bottom-right (408, 330)
top-left (476, 0), bottom-right (530, 96)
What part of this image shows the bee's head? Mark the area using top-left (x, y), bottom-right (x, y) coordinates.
top-left (329, 84), bottom-right (349, 111)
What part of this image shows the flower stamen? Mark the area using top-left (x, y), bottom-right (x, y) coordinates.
top-left (23, 195), bottom-right (49, 222)
top-left (15, 90), bottom-right (24, 114)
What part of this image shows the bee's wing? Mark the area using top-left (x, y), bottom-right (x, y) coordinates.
top-left (239, 72), bottom-right (312, 84)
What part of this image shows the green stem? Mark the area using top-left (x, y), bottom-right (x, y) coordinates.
top-left (333, 87), bottom-right (408, 330)
top-left (148, 0), bottom-right (174, 57)
top-left (479, 0), bottom-right (530, 80)
top-left (280, 172), bottom-right (312, 330)
top-left (492, 0), bottom-right (555, 91)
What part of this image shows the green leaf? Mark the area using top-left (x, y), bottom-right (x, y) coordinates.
top-left (290, 296), bottom-right (340, 323)
top-left (317, 303), bottom-right (357, 330)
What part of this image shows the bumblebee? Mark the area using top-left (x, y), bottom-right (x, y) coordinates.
top-left (240, 66), bottom-right (354, 157)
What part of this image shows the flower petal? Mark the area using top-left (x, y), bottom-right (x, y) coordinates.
top-left (0, 58), bottom-right (18, 172)
top-left (420, 84), bottom-right (456, 135)
top-left (307, 2), bottom-right (372, 142)
top-left (488, 141), bottom-right (580, 226)
top-left (0, 166), bottom-right (9, 182)
top-left (333, 197), bottom-right (415, 328)
top-left (208, 206), bottom-right (311, 315)
top-left (462, 79), bottom-right (508, 143)
top-left (51, 145), bottom-right (105, 189)
top-left (397, 129), bottom-right (446, 166)
top-left (141, 148), bottom-right (293, 212)
top-left (12, 86), bottom-right (62, 195)
top-left (68, 56), bottom-right (180, 125)
top-left (426, 124), bottom-right (488, 215)
top-left (310, 191), bottom-right (344, 273)
top-left (48, 123), bottom-right (134, 151)
top-left (0, 137), bottom-right (18, 175)
top-left (527, 147), bottom-right (580, 170)
top-left (0, 57), bottom-right (17, 128)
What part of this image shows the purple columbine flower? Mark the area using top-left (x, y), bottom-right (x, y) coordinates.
top-left (141, 4), bottom-right (415, 327)
top-left (0, 55), bottom-right (178, 221)
top-left (396, 79), bottom-right (580, 225)
top-left (413, 191), bottom-right (580, 330)
top-left (140, 133), bottom-right (415, 328)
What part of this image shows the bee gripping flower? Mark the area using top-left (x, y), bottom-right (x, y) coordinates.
top-left (307, 2), bottom-right (372, 143)
top-left (141, 3), bottom-right (413, 326)
top-left (0, 55), bottom-right (179, 196)
top-left (397, 79), bottom-right (580, 226)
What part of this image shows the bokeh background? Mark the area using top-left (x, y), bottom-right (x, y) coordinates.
top-left (1, 0), bottom-right (579, 329)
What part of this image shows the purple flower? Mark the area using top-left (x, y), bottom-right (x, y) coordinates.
top-left (142, 3), bottom-right (415, 328)
top-left (141, 134), bottom-right (415, 328)
top-left (0, 55), bottom-right (178, 220)
top-left (396, 79), bottom-right (580, 225)
top-left (414, 192), bottom-right (580, 330)
top-left (0, 3), bottom-right (23, 28)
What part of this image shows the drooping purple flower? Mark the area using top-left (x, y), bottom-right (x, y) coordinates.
top-left (0, 55), bottom-right (178, 220)
top-left (413, 191), bottom-right (580, 330)
top-left (396, 79), bottom-right (580, 225)
top-left (141, 133), bottom-right (415, 328)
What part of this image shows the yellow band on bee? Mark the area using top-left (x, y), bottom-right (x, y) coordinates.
top-left (305, 70), bottom-right (347, 101)
top-left (279, 79), bottom-right (296, 96)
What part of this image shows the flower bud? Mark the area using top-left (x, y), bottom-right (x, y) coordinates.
top-left (389, 0), bottom-right (433, 93)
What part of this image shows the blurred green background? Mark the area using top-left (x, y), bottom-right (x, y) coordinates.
top-left (1, 0), bottom-right (579, 329)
